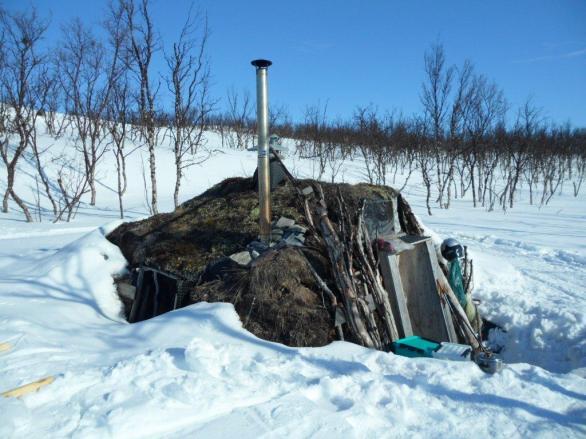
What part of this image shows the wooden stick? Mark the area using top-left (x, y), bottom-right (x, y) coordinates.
top-left (2, 376), bottom-right (55, 398)
top-left (314, 184), bottom-right (375, 348)
top-left (303, 196), bottom-right (316, 230)
top-left (301, 250), bottom-right (338, 307)
top-left (436, 276), bottom-right (482, 350)
top-left (355, 206), bottom-right (400, 343)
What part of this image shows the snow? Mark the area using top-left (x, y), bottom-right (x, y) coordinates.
top-left (0, 123), bottom-right (585, 437)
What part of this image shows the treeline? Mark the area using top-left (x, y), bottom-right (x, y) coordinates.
top-left (286, 96), bottom-right (586, 214)
top-left (216, 46), bottom-right (586, 214)
top-left (0, 1), bottom-right (212, 221)
top-left (0, 3), bottom-right (584, 223)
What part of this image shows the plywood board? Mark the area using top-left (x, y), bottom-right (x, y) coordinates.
top-left (396, 238), bottom-right (454, 342)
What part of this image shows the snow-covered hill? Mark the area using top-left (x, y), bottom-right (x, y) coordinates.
top-left (0, 124), bottom-right (585, 437)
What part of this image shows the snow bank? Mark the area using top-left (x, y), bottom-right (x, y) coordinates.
top-left (0, 218), bottom-right (584, 438)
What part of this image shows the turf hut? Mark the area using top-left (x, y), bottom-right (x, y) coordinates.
top-left (107, 169), bottom-right (482, 351)
top-left (109, 50), bottom-right (484, 352)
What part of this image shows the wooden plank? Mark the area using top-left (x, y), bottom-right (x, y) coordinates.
top-left (435, 269), bottom-right (481, 349)
top-left (379, 251), bottom-right (413, 338)
top-left (2, 376), bottom-right (55, 398)
top-left (397, 237), bottom-right (451, 342)
top-left (425, 240), bottom-right (458, 343)
top-left (0, 342), bottom-right (11, 353)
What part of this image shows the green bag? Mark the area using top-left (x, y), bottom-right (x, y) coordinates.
top-left (448, 259), bottom-right (480, 328)
top-left (448, 259), bottom-right (467, 309)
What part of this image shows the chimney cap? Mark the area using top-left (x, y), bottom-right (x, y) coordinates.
top-left (251, 59), bottom-right (272, 68)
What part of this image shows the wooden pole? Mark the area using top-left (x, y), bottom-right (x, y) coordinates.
top-left (2, 376), bottom-right (55, 398)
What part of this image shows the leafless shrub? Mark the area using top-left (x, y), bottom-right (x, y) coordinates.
top-left (53, 156), bottom-right (90, 223)
top-left (57, 18), bottom-right (120, 207)
top-left (225, 88), bottom-right (254, 150)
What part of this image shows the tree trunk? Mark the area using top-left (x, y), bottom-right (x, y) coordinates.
top-left (89, 178), bottom-right (97, 206)
top-left (118, 192), bottom-right (124, 219)
top-left (174, 159), bottom-right (181, 209)
top-left (148, 133), bottom-right (158, 214)
top-left (2, 166), bottom-right (33, 222)
top-left (421, 163), bottom-right (433, 216)
top-left (470, 165), bottom-right (477, 208)
top-left (10, 189), bottom-right (33, 223)
top-left (32, 148), bottom-right (58, 216)
top-left (116, 160), bottom-right (125, 219)
top-left (2, 188), bottom-right (8, 213)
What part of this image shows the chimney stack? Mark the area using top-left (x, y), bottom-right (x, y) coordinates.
top-left (251, 59), bottom-right (272, 244)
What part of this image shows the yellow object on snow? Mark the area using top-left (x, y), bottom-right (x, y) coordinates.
top-left (2, 376), bottom-right (55, 398)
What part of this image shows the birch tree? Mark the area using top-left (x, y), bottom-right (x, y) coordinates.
top-left (105, 1), bottom-right (132, 218)
top-left (122, 0), bottom-right (161, 214)
top-left (0, 8), bottom-right (49, 221)
top-left (165, 8), bottom-right (213, 208)
top-left (57, 19), bottom-right (118, 206)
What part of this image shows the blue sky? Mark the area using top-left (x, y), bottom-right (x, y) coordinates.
top-left (5, 0), bottom-right (586, 126)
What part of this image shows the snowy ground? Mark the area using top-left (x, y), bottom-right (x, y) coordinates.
top-left (0, 127), bottom-right (585, 437)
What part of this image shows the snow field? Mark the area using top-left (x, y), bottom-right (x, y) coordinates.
top-left (0, 123), bottom-right (585, 437)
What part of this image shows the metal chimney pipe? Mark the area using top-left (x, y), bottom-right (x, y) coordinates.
top-left (251, 59), bottom-right (272, 244)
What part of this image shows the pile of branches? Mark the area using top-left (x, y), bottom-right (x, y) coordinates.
top-left (276, 159), bottom-right (481, 350)
top-left (290, 178), bottom-right (420, 350)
